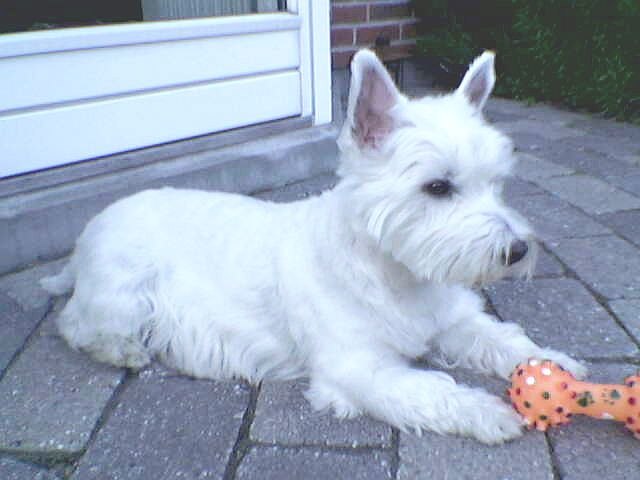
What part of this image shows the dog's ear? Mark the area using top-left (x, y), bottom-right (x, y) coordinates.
top-left (347, 49), bottom-right (401, 149)
top-left (456, 51), bottom-right (496, 111)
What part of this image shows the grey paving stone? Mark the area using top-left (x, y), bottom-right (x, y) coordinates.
top-left (512, 136), bottom-right (640, 196)
top-left (514, 153), bottom-right (575, 183)
top-left (499, 247), bottom-right (565, 279)
top-left (580, 361), bottom-right (638, 384)
top-left (252, 173), bottom-right (338, 203)
top-left (507, 123), bottom-right (639, 181)
top-left (532, 248), bottom-right (565, 277)
top-left (548, 362), bottom-right (640, 480)
top-left (552, 235), bottom-right (640, 300)
top-left (0, 258), bottom-right (66, 311)
top-left (542, 174), bottom-right (640, 215)
top-left (598, 209), bottom-right (640, 248)
top-left (522, 104), bottom-right (592, 125)
top-left (3, 208), bottom-right (79, 278)
top-left (541, 142), bottom-right (638, 179)
top-left (251, 381), bottom-right (391, 447)
top-left (503, 177), bottom-right (546, 200)
top-left (605, 173), bottom-right (640, 196)
top-left (0, 456), bottom-right (58, 480)
top-left (509, 132), bottom-right (549, 153)
top-left (486, 278), bottom-right (637, 359)
top-left (486, 97), bottom-right (531, 116)
top-left (620, 153), bottom-right (640, 165)
top-left (0, 291), bottom-right (47, 373)
top-left (236, 446), bottom-right (393, 480)
top-left (555, 131), bottom-right (640, 163)
top-left (509, 192), bottom-right (610, 242)
top-left (608, 299), bottom-right (640, 343)
top-left (495, 119), bottom-right (585, 142)
top-left (398, 430), bottom-right (553, 480)
top-left (0, 312), bottom-right (125, 457)
top-left (73, 366), bottom-right (249, 480)
top-left (566, 116), bottom-right (640, 142)
top-left (485, 109), bottom-right (524, 124)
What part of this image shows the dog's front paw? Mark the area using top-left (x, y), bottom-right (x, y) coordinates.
top-left (457, 389), bottom-right (524, 444)
top-left (538, 349), bottom-right (587, 380)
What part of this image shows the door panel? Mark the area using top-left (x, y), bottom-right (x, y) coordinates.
top-left (0, 0), bottom-right (284, 35)
top-left (0, 71), bottom-right (301, 178)
top-left (1, 27), bottom-right (300, 113)
top-left (0, 1), bottom-right (330, 179)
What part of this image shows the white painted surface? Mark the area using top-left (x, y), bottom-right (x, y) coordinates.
top-left (0, 1), bottom-right (331, 178)
top-left (310, 0), bottom-right (332, 125)
top-left (1, 29), bottom-right (300, 113)
top-left (0, 71), bottom-right (301, 178)
top-left (289, 0), bottom-right (331, 125)
top-left (0, 13), bottom-right (299, 58)
top-left (294, 0), bottom-right (313, 118)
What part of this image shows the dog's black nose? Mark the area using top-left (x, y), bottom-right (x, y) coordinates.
top-left (504, 240), bottom-right (528, 266)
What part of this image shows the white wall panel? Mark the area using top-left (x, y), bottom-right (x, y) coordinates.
top-left (0, 71), bottom-right (301, 178)
top-left (0, 2), bottom-right (331, 179)
top-left (0, 14), bottom-right (299, 58)
top-left (1, 30), bottom-right (300, 113)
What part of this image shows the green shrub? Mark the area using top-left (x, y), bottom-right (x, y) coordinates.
top-left (412, 0), bottom-right (640, 121)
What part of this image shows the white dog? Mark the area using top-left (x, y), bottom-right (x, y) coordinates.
top-left (42, 50), bottom-right (584, 444)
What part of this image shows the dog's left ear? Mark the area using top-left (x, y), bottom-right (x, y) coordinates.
top-left (346, 49), bottom-right (401, 149)
top-left (456, 51), bottom-right (496, 111)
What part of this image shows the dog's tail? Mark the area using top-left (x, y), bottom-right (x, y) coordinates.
top-left (40, 262), bottom-right (75, 295)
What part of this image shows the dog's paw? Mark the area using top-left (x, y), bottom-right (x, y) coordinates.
top-left (305, 380), bottom-right (362, 419)
top-left (456, 389), bottom-right (524, 444)
top-left (538, 349), bottom-right (587, 380)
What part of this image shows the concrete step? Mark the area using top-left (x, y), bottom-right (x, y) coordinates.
top-left (0, 124), bottom-right (339, 275)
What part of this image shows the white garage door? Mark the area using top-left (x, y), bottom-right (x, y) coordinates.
top-left (0, 0), bottom-right (330, 179)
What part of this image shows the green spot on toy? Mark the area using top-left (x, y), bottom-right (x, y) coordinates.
top-left (577, 392), bottom-right (595, 408)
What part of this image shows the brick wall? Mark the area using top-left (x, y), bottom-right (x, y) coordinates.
top-left (331, 0), bottom-right (417, 68)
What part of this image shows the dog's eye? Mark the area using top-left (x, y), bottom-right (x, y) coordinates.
top-left (422, 180), bottom-right (452, 197)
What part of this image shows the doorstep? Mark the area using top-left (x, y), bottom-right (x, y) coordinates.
top-left (0, 122), bottom-right (340, 275)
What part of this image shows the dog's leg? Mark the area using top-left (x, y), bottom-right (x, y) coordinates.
top-left (434, 297), bottom-right (586, 380)
top-left (306, 349), bottom-right (523, 444)
top-left (56, 292), bottom-right (153, 370)
top-left (53, 258), bottom-right (160, 370)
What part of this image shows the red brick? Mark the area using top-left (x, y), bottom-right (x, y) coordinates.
top-left (370, 3), bottom-right (412, 20)
top-left (332, 49), bottom-right (358, 69)
top-left (373, 42), bottom-right (415, 62)
top-left (332, 4), bottom-right (367, 24)
top-left (400, 21), bottom-right (417, 40)
top-left (331, 27), bottom-right (354, 46)
top-left (355, 24), bottom-right (400, 46)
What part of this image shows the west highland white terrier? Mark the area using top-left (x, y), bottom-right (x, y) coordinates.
top-left (42, 50), bottom-right (585, 444)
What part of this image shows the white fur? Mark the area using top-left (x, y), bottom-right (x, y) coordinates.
top-left (42, 50), bottom-right (585, 444)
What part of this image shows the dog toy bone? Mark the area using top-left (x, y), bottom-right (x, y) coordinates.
top-left (508, 358), bottom-right (640, 439)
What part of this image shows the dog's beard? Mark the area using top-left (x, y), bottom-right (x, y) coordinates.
top-left (406, 228), bottom-right (537, 286)
top-left (362, 196), bottom-right (536, 286)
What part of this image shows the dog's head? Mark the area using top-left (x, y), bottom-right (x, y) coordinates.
top-left (337, 50), bottom-right (535, 286)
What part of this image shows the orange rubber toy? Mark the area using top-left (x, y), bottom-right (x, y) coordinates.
top-left (508, 358), bottom-right (640, 439)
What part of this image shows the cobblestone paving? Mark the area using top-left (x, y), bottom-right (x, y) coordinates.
top-left (1, 98), bottom-right (639, 479)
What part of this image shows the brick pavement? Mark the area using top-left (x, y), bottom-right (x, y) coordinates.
top-left (1, 98), bottom-right (639, 479)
